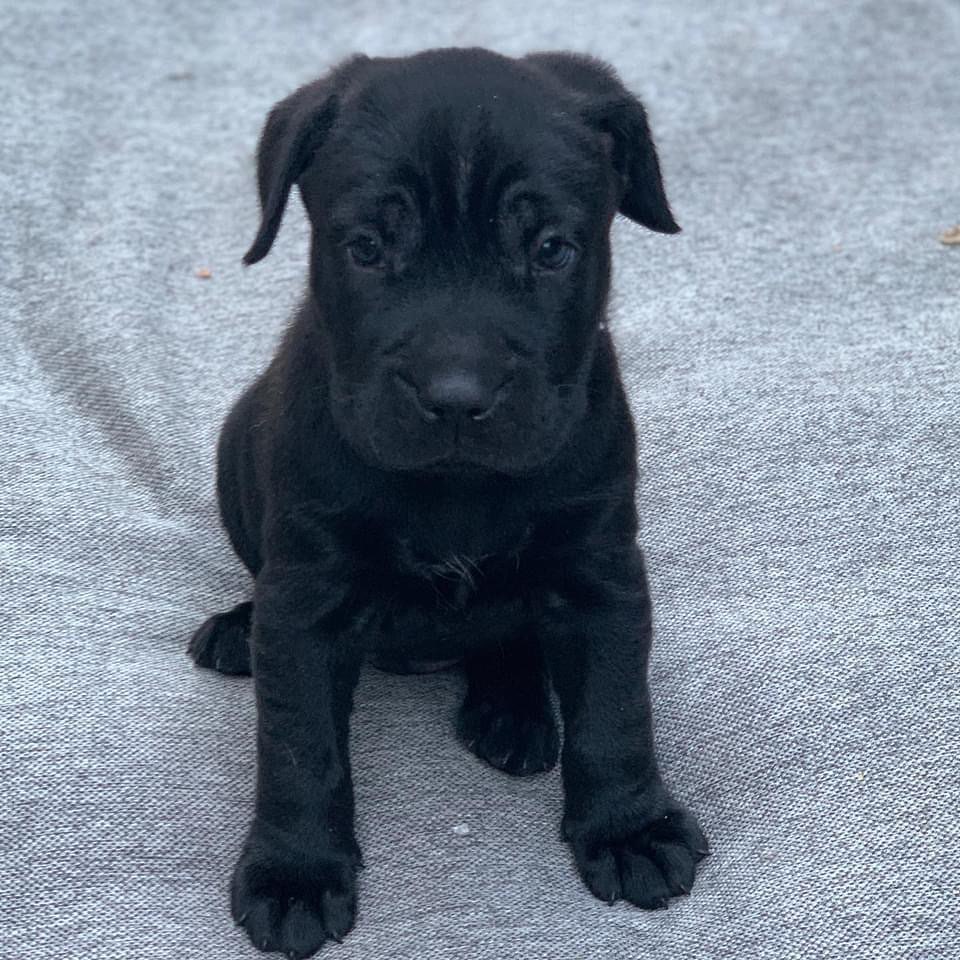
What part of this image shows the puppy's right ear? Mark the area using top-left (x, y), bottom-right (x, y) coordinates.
top-left (244, 56), bottom-right (371, 265)
top-left (242, 81), bottom-right (340, 265)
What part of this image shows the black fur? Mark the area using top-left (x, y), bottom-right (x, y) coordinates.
top-left (190, 48), bottom-right (706, 958)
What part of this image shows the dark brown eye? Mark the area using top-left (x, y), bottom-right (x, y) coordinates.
top-left (534, 236), bottom-right (575, 270)
top-left (348, 234), bottom-right (384, 268)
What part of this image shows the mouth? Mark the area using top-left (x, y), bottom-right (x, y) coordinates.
top-left (363, 419), bottom-right (489, 474)
top-left (405, 445), bottom-right (502, 476)
top-left (333, 374), bottom-right (575, 477)
top-left (400, 431), bottom-right (567, 479)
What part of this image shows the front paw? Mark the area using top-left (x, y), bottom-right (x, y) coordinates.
top-left (566, 802), bottom-right (708, 909)
top-left (231, 829), bottom-right (360, 958)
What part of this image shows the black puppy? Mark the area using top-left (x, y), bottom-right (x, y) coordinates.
top-left (189, 47), bottom-right (707, 958)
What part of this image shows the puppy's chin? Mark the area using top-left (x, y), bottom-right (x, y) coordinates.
top-left (328, 380), bottom-right (584, 478)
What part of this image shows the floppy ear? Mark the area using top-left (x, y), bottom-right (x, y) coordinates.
top-left (525, 52), bottom-right (680, 234)
top-left (242, 80), bottom-right (340, 265)
top-left (244, 56), bottom-right (372, 265)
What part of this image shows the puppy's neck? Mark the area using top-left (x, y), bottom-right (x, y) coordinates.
top-left (389, 473), bottom-right (533, 565)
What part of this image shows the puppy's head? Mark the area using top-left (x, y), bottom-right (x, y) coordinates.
top-left (245, 49), bottom-right (678, 476)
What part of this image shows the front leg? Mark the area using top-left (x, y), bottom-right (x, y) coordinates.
top-left (543, 548), bottom-right (708, 909)
top-left (231, 561), bottom-right (363, 959)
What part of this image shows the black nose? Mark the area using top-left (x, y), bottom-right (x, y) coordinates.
top-left (397, 370), bottom-right (504, 423)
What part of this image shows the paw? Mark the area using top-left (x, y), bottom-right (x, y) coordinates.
top-left (456, 695), bottom-right (559, 776)
top-left (231, 836), bottom-right (359, 958)
top-left (188, 602), bottom-right (252, 676)
top-left (567, 804), bottom-right (708, 909)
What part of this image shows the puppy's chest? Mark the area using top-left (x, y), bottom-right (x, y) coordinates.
top-left (395, 540), bottom-right (524, 607)
top-left (388, 497), bottom-right (532, 591)
top-left (359, 518), bottom-right (536, 655)
top-left (395, 510), bottom-right (530, 591)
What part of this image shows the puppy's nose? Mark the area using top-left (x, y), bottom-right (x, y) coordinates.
top-left (399, 369), bottom-right (503, 423)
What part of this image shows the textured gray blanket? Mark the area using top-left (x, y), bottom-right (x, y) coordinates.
top-left (3, 1), bottom-right (958, 958)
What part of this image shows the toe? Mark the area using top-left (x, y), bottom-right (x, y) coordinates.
top-left (646, 838), bottom-right (696, 896)
top-left (618, 850), bottom-right (672, 909)
top-left (660, 807), bottom-right (709, 859)
top-left (279, 900), bottom-right (327, 959)
top-left (242, 894), bottom-right (282, 952)
top-left (322, 885), bottom-right (357, 943)
top-left (576, 843), bottom-right (622, 905)
top-left (187, 616), bottom-right (217, 666)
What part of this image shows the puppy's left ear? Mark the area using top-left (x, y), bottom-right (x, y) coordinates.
top-left (243, 55), bottom-right (369, 265)
top-left (525, 52), bottom-right (680, 234)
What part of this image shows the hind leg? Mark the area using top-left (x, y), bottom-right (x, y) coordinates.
top-left (189, 383), bottom-right (263, 679)
top-left (456, 633), bottom-right (559, 776)
top-left (188, 601), bottom-right (253, 676)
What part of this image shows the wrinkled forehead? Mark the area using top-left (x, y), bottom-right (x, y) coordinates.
top-left (311, 63), bottom-right (606, 228)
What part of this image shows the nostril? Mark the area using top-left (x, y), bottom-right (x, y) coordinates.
top-left (393, 372), bottom-right (440, 422)
top-left (470, 373), bottom-right (513, 421)
top-left (394, 371), bottom-right (418, 393)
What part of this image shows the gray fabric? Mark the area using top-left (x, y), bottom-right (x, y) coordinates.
top-left (2, 1), bottom-right (958, 957)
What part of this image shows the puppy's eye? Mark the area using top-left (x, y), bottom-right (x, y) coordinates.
top-left (533, 236), bottom-right (576, 271)
top-left (347, 234), bottom-right (384, 268)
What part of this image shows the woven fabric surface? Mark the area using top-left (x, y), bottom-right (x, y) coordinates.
top-left (2, 1), bottom-right (958, 958)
